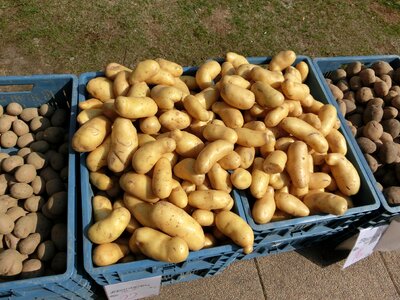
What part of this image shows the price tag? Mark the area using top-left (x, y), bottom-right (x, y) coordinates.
top-left (104, 276), bottom-right (161, 300)
top-left (343, 225), bottom-right (388, 269)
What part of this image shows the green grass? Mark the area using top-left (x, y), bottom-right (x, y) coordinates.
top-left (1, 0), bottom-right (400, 75)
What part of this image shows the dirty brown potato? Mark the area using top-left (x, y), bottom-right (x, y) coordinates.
top-left (374, 81), bottom-right (389, 97)
top-left (51, 252), bottom-right (67, 273)
top-left (363, 121), bottom-right (383, 141)
top-left (10, 183), bottom-right (33, 199)
top-left (384, 186), bottom-right (400, 205)
top-left (363, 104), bottom-right (383, 123)
top-left (382, 119), bottom-right (400, 139)
top-left (379, 141), bottom-right (398, 164)
top-left (349, 76), bottom-right (363, 91)
top-left (14, 164), bottom-right (37, 183)
top-left (29, 140), bottom-right (50, 153)
top-left (51, 223), bottom-right (67, 251)
top-left (1, 131), bottom-right (18, 148)
top-left (20, 108), bottom-right (39, 122)
top-left (20, 259), bottom-right (44, 279)
top-left (364, 154), bottom-right (378, 173)
top-left (2, 155), bottom-right (24, 173)
top-left (383, 107), bottom-right (398, 119)
top-left (356, 87), bottom-right (374, 103)
top-left (50, 109), bottom-right (68, 127)
top-left (342, 99), bottom-right (356, 115)
top-left (6, 103), bottom-right (23, 116)
top-left (30, 116), bottom-right (51, 132)
top-left (330, 68), bottom-right (346, 83)
top-left (36, 240), bottom-right (56, 262)
top-left (38, 104), bottom-right (55, 117)
top-left (345, 61), bottom-right (362, 77)
top-left (12, 119), bottom-right (30, 136)
top-left (371, 61), bottom-right (393, 76)
top-left (18, 233), bottom-right (41, 255)
top-left (356, 137), bottom-right (377, 154)
top-left (44, 191), bottom-right (67, 216)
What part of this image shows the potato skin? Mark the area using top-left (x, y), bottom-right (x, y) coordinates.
top-left (72, 116), bottom-right (112, 152)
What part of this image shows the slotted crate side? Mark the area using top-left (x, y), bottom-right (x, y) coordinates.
top-left (0, 75), bottom-right (94, 300)
top-left (236, 56), bottom-right (380, 245)
top-left (313, 55), bottom-right (400, 225)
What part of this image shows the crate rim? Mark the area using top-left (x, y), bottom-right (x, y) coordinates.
top-left (313, 54), bottom-right (400, 215)
top-left (0, 73), bottom-right (82, 292)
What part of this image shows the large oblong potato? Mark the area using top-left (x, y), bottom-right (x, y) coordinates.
top-left (211, 102), bottom-right (244, 128)
top-left (183, 95), bottom-right (210, 121)
top-left (152, 157), bottom-right (173, 199)
top-left (303, 192), bottom-right (348, 215)
top-left (269, 50), bottom-right (296, 72)
top-left (203, 124), bottom-right (238, 144)
top-left (173, 158), bottom-right (205, 186)
top-left (195, 140), bottom-right (234, 174)
top-left (123, 193), bottom-right (157, 228)
top-left (129, 59), bottom-right (160, 84)
top-left (114, 96), bottom-right (158, 119)
top-left (86, 77), bottom-right (115, 102)
top-left (155, 58), bottom-right (183, 77)
top-left (72, 116), bottom-right (111, 153)
top-left (275, 192), bottom-right (310, 217)
top-left (88, 207), bottom-right (131, 244)
top-left (326, 128), bottom-right (347, 155)
top-left (251, 81), bottom-right (285, 108)
top-left (286, 141), bottom-right (310, 189)
top-left (215, 211), bottom-right (254, 254)
top-left (234, 128), bottom-right (273, 147)
top-left (252, 186), bottom-right (275, 224)
top-left (196, 60), bottom-right (221, 90)
top-left (220, 83), bottom-right (255, 110)
top-left (318, 104), bottom-right (338, 136)
top-left (131, 137), bottom-right (176, 174)
top-left (281, 79), bottom-right (310, 101)
top-left (169, 129), bottom-right (204, 158)
top-left (130, 227), bottom-right (189, 263)
top-left (188, 190), bottom-right (232, 210)
top-left (159, 109), bottom-right (191, 131)
top-left (250, 67), bottom-right (284, 89)
top-left (151, 201), bottom-right (205, 251)
top-left (120, 173), bottom-right (159, 203)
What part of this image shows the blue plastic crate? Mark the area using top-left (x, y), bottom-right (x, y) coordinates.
top-left (236, 56), bottom-right (380, 245)
top-left (0, 75), bottom-right (94, 299)
top-left (313, 55), bottom-right (400, 226)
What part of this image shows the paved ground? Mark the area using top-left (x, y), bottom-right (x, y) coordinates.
top-left (148, 245), bottom-right (400, 300)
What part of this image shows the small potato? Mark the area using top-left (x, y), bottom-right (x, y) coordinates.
top-left (183, 95), bottom-right (210, 121)
top-left (263, 150), bottom-right (287, 174)
top-left (356, 137), bottom-right (376, 154)
top-left (2, 155), bottom-right (24, 172)
top-left (325, 153), bottom-right (360, 196)
top-left (72, 116), bottom-right (112, 152)
top-left (218, 151), bottom-right (242, 170)
top-left (281, 80), bottom-right (310, 101)
top-left (309, 173), bottom-right (332, 190)
top-left (382, 119), bottom-right (400, 139)
top-left (303, 192), bottom-right (348, 215)
top-left (24, 196), bottom-right (45, 212)
top-left (0, 115), bottom-right (14, 133)
top-left (252, 187), bottom-right (275, 224)
top-left (230, 168), bottom-right (252, 190)
top-left (18, 233), bottom-right (41, 255)
top-left (51, 252), bottom-right (67, 273)
top-left (31, 176), bottom-right (46, 195)
top-left (50, 223), bottom-right (68, 251)
top-left (212, 102), bottom-right (244, 129)
top-left (159, 109), bottom-right (191, 131)
top-left (17, 147), bottom-right (32, 158)
top-left (275, 192), bottom-right (310, 217)
top-left (363, 120), bottom-right (383, 141)
top-left (359, 68), bottom-right (376, 86)
top-left (0, 249), bottom-right (25, 276)
top-left (1, 131), bottom-right (18, 148)
top-left (152, 157), bottom-right (173, 199)
top-left (383, 107), bottom-right (398, 120)
top-left (188, 190), bottom-right (232, 210)
top-left (86, 136), bottom-right (111, 172)
top-left (374, 81), bottom-right (389, 97)
top-left (243, 121), bottom-right (266, 131)
top-left (93, 242), bottom-right (130, 266)
top-left (235, 146), bottom-right (255, 169)
top-left (151, 85), bottom-right (183, 110)
top-left (363, 104), bottom-right (383, 123)
top-left (6, 102), bottom-right (23, 116)
top-left (12, 119), bottom-right (29, 136)
top-left (250, 160), bottom-right (270, 199)
top-left (168, 181), bottom-right (189, 209)
top-left (86, 77), bottom-right (115, 101)
top-left (180, 75), bottom-right (199, 90)
top-left (195, 140), bottom-right (234, 174)
top-left (328, 84), bottom-right (344, 101)
top-left (371, 61), bottom-right (393, 76)
top-left (356, 87), bottom-right (374, 103)
top-left (105, 62), bottom-right (132, 79)
top-left (250, 67), bottom-right (284, 89)
top-left (38, 104), bottom-right (55, 117)
top-left (113, 70), bottom-right (130, 97)
top-left (131, 227), bottom-right (189, 263)
top-left (88, 207), bottom-right (131, 244)
top-left (152, 201), bottom-right (205, 251)
top-left (45, 191), bottom-right (67, 216)
top-left (120, 172), bottom-right (159, 202)
top-left (269, 50), bottom-right (296, 72)
top-left (235, 127), bottom-right (272, 147)
top-left (196, 60), bottom-right (221, 90)
top-left (195, 87), bottom-right (219, 109)
top-left (16, 133), bottom-right (35, 148)
top-left (318, 104), bottom-right (338, 136)
top-left (139, 116), bottom-right (161, 135)
top-left (215, 210), bottom-right (254, 254)
top-left (30, 116), bottom-right (51, 132)
top-left (379, 141), bottom-right (398, 164)
top-left (36, 240), bottom-right (56, 262)
top-left (10, 183), bottom-right (33, 199)
top-left (20, 107), bottom-right (39, 122)
top-left (14, 164), bottom-right (36, 183)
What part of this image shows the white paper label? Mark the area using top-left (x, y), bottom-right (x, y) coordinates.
top-left (343, 225), bottom-right (388, 269)
top-left (374, 217), bottom-right (400, 252)
top-left (104, 276), bottom-right (161, 300)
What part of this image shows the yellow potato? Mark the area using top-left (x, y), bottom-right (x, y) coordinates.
top-left (286, 141), bottom-right (310, 188)
top-left (259, 133), bottom-right (277, 156)
top-left (155, 58), bottom-right (183, 77)
top-left (220, 83), bottom-right (255, 110)
top-left (72, 116), bottom-right (111, 153)
top-left (236, 127), bottom-right (272, 148)
top-left (309, 172), bottom-right (332, 190)
top-left (192, 209), bottom-right (215, 227)
top-left (92, 243), bottom-right (129, 266)
top-left (207, 163), bottom-right (232, 193)
top-left (284, 66), bottom-right (302, 83)
top-left (126, 82), bottom-right (151, 98)
top-left (173, 158), bottom-right (205, 185)
top-left (159, 109), bottom-right (191, 130)
top-left (218, 151), bottom-right (242, 170)
top-left (289, 185), bottom-right (309, 198)
top-left (325, 153), bottom-right (360, 196)
top-left (295, 61), bottom-right (309, 82)
top-left (264, 104), bottom-right (289, 127)
top-left (150, 85), bottom-right (183, 110)
top-left (275, 192), bottom-right (310, 217)
top-left (269, 171), bottom-right (290, 190)
top-left (102, 100), bottom-right (119, 121)
top-left (318, 104), bottom-right (338, 136)
top-left (113, 70), bottom-right (131, 97)
top-left (131, 227), bottom-right (189, 263)
top-left (105, 62), bottom-right (132, 79)
top-left (188, 190), bottom-right (232, 210)
top-left (305, 98), bottom-right (324, 114)
top-left (183, 95), bottom-right (210, 121)
top-left (88, 207), bottom-right (131, 244)
top-left (243, 121), bottom-right (266, 131)
top-left (281, 79), bottom-right (310, 101)
top-left (326, 128), bottom-right (347, 155)
top-left (298, 113), bottom-right (322, 129)
top-left (86, 136), bottom-right (111, 172)
top-left (77, 109), bottom-right (103, 125)
top-left (250, 67), bottom-right (284, 89)
top-left (120, 173), bottom-right (159, 203)
top-left (299, 94), bottom-right (315, 108)
top-left (195, 140), bottom-right (234, 174)
top-left (107, 117), bottom-right (138, 173)
top-left (221, 61), bottom-right (235, 76)
top-left (203, 124), bottom-right (238, 144)
top-left (195, 87), bottom-right (219, 109)
top-left (226, 52), bottom-right (249, 68)
top-left (250, 159), bottom-right (270, 199)
top-left (249, 103), bottom-right (266, 118)
top-left (218, 75), bottom-right (251, 90)
top-left (215, 211), bottom-right (254, 254)
top-left (173, 77), bottom-right (190, 96)
top-left (269, 50), bottom-right (296, 72)
top-left (230, 168), bottom-right (252, 189)
top-left (251, 81), bottom-right (284, 109)
top-left (129, 59), bottom-right (160, 84)
top-left (263, 150), bottom-right (287, 174)
top-left (280, 117), bottom-right (329, 153)
top-left (152, 157), bottom-right (173, 199)
top-left (168, 180), bottom-right (189, 208)
top-left (204, 233), bottom-right (217, 248)
top-left (152, 201), bottom-right (205, 251)
top-left (212, 102), bottom-right (244, 129)
top-left (123, 194), bottom-right (157, 228)
top-left (274, 137), bottom-right (296, 152)
top-left (236, 64), bottom-right (257, 80)
top-left (79, 98), bottom-right (104, 110)
top-left (180, 75), bottom-right (199, 90)
top-left (139, 116), bottom-right (161, 135)
top-left (182, 181), bottom-right (196, 194)
top-left (147, 70), bottom-right (176, 87)
top-left (86, 77), bottom-right (115, 102)
top-left (303, 192), bottom-right (348, 215)
top-left (114, 96), bottom-right (158, 119)
top-left (196, 60), bottom-right (221, 90)
top-left (112, 199), bottom-right (125, 210)
top-left (169, 129), bottom-right (204, 158)
top-left (285, 100), bottom-right (303, 117)
top-left (235, 146), bottom-right (255, 169)
top-left (92, 195), bottom-right (112, 222)
top-left (132, 137), bottom-right (176, 174)
top-left (271, 209), bottom-right (292, 222)
top-left (137, 133), bottom-right (156, 146)
top-left (90, 171), bottom-right (113, 191)
top-left (252, 186), bottom-right (275, 224)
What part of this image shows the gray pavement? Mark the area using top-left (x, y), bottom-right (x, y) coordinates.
top-left (149, 248), bottom-right (400, 300)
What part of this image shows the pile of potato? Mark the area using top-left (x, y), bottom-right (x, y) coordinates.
top-left (0, 103), bottom-right (69, 279)
top-left (73, 50), bottom-right (361, 266)
top-left (326, 61), bottom-right (400, 205)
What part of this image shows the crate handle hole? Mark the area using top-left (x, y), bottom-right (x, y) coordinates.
top-left (0, 84), bottom-right (33, 93)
